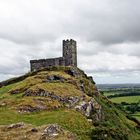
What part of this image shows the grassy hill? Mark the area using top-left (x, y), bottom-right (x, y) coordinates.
top-left (0, 66), bottom-right (140, 140)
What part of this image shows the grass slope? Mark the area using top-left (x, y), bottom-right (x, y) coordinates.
top-left (0, 108), bottom-right (92, 140)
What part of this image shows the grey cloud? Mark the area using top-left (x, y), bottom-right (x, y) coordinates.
top-left (61, 0), bottom-right (140, 44)
top-left (0, 38), bottom-right (62, 75)
top-left (0, 0), bottom-right (140, 45)
top-left (0, 0), bottom-right (140, 84)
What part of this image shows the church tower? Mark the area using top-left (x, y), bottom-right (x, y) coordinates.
top-left (63, 39), bottom-right (77, 67)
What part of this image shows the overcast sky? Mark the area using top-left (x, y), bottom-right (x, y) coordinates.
top-left (0, 0), bottom-right (140, 84)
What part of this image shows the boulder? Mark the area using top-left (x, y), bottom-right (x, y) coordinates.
top-left (65, 68), bottom-right (81, 77)
top-left (23, 89), bottom-right (80, 107)
top-left (18, 105), bottom-right (40, 113)
top-left (41, 124), bottom-right (64, 139)
top-left (45, 75), bottom-right (66, 83)
top-left (75, 98), bottom-right (103, 121)
top-left (7, 122), bottom-right (24, 129)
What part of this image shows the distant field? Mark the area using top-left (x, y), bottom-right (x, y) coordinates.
top-left (110, 96), bottom-right (140, 103)
top-left (103, 92), bottom-right (120, 96)
top-left (98, 84), bottom-right (140, 122)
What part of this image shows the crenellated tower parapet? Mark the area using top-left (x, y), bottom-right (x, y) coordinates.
top-left (63, 39), bottom-right (77, 46)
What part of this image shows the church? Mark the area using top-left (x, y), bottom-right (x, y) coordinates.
top-left (30, 39), bottom-right (77, 71)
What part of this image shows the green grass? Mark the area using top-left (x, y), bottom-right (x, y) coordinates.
top-left (0, 108), bottom-right (93, 140)
top-left (131, 112), bottom-right (140, 121)
top-left (110, 96), bottom-right (140, 103)
top-left (0, 83), bottom-right (17, 95)
top-left (103, 91), bottom-right (126, 97)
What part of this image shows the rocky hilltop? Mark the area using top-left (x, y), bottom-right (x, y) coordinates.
top-left (0, 66), bottom-right (140, 140)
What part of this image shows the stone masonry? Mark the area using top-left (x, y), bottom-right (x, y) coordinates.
top-left (30, 39), bottom-right (77, 71)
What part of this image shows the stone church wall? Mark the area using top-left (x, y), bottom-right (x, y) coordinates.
top-left (30, 57), bottom-right (65, 71)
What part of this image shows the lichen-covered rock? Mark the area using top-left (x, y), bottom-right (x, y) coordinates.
top-left (45, 75), bottom-right (66, 83)
top-left (65, 68), bottom-right (81, 77)
top-left (40, 124), bottom-right (77, 140)
top-left (7, 122), bottom-right (24, 129)
top-left (75, 98), bottom-right (103, 122)
top-left (23, 89), bottom-right (81, 107)
top-left (40, 124), bottom-right (64, 139)
top-left (18, 105), bottom-right (41, 113)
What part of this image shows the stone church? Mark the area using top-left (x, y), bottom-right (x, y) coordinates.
top-left (30, 39), bottom-right (77, 71)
